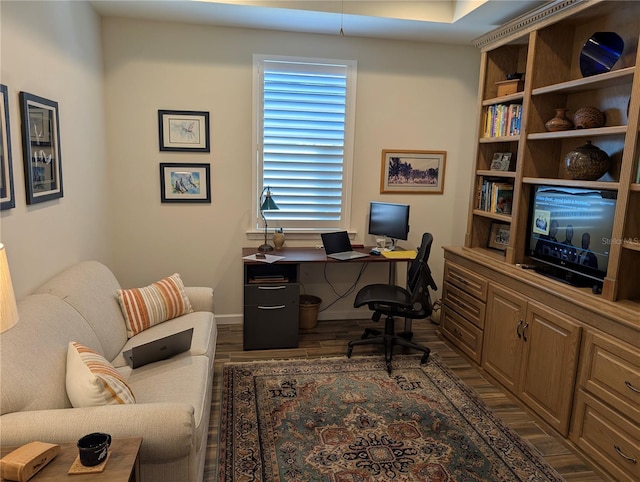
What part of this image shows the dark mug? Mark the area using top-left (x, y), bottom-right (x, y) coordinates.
top-left (77, 432), bottom-right (111, 466)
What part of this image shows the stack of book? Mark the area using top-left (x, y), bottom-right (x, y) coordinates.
top-left (483, 104), bottom-right (522, 138)
top-left (477, 179), bottom-right (513, 214)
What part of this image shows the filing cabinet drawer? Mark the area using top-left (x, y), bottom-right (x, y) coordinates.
top-left (571, 389), bottom-right (639, 482)
top-left (243, 303), bottom-right (299, 350)
top-left (441, 305), bottom-right (483, 363)
top-left (244, 284), bottom-right (298, 306)
top-left (444, 261), bottom-right (488, 301)
top-left (442, 281), bottom-right (486, 329)
top-left (578, 331), bottom-right (639, 422)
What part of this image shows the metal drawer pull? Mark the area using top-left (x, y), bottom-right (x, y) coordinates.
top-left (258, 285), bottom-right (287, 290)
top-left (613, 445), bottom-right (637, 463)
top-left (625, 381), bottom-right (640, 393)
top-left (522, 322), bottom-right (529, 342)
top-left (257, 305), bottom-right (286, 310)
top-left (516, 319), bottom-right (523, 338)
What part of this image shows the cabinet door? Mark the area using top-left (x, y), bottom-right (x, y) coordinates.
top-left (518, 301), bottom-right (581, 436)
top-left (482, 283), bottom-right (527, 393)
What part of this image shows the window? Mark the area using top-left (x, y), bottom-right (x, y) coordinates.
top-left (253, 55), bottom-right (357, 233)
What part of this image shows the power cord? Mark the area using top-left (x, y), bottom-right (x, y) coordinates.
top-left (319, 262), bottom-right (369, 312)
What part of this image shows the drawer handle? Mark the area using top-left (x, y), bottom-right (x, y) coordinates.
top-left (258, 285), bottom-right (287, 290)
top-left (516, 319), bottom-right (523, 338)
top-left (613, 445), bottom-right (637, 464)
top-left (625, 381), bottom-right (640, 393)
top-left (522, 322), bottom-right (529, 342)
top-left (257, 305), bottom-right (286, 310)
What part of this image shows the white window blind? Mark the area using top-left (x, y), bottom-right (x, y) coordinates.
top-left (254, 55), bottom-right (357, 231)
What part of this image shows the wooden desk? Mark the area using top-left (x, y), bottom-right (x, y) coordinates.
top-left (1, 437), bottom-right (142, 482)
top-left (242, 246), bottom-right (414, 350)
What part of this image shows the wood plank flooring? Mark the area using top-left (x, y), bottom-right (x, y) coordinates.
top-left (203, 318), bottom-right (606, 481)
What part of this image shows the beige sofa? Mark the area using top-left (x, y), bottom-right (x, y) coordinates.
top-left (0, 261), bottom-right (217, 482)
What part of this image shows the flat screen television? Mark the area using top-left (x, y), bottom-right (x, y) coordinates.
top-left (526, 185), bottom-right (617, 286)
top-left (368, 201), bottom-right (410, 250)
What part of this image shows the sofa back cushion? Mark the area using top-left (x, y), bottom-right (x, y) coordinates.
top-left (0, 294), bottom-right (103, 414)
top-left (35, 261), bottom-right (128, 361)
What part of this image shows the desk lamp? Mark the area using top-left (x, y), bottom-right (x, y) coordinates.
top-left (0, 243), bottom-right (19, 333)
top-left (258, 186), bottom-right (279, 252)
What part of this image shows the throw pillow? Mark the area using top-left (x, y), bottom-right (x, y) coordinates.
top-left (66, 342), bottom-right (136, 407)
top-left (116, 273), bottom-right (193, 338)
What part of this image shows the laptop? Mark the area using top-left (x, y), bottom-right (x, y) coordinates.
top-left (123, 328), bottom-right (194, 368)
top-left (321, 231), bottom-right (369, 261)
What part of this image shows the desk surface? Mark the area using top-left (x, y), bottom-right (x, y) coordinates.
top-left (242, 246), bottom-right (413, 264)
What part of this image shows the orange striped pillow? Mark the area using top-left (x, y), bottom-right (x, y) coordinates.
top-left (116, 273), bottom-right (193, 338)
top-left (66, 342), bottom-right (136, 407)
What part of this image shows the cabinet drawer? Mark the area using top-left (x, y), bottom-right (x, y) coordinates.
top-left (244, 284), bottom-right (298, 306)
top-left (579, 331), bottom-right (639, 422)
top-left (441, 306), bottom-right (483, 364)
top-left (571, 389), bottom-right (639, 482)
top-left (442, 282), bottom-right (486, 329)
top-left (444, 262), bottom-right (488, 301)
top-left (243, 303), bottom-right (299, 350)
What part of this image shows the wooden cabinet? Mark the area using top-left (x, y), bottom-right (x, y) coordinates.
top-left (466, 0), bottom-right (640, 305)
top-left (441, 261), bottom-right (487, 363)
top-left (483, 283), bottom-right (582, 436)
top-left (571, 331), bottom-right (640, 481)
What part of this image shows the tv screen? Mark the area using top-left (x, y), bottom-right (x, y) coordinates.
top-left (527, 185), bottom-right (617, 284)
top-left (368, 202), bottom-right (410, 248)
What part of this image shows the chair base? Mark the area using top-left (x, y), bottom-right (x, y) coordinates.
top-left (347, 316), bottom-right (430, 374)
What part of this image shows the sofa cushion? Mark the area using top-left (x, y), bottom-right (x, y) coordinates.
top-left (66, 342), bottom-right (136, 407)
top-left (117, 273), bottom-right (193, 338)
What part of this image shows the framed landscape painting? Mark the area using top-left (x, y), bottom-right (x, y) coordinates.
top-left (160, 162), bottom-right (211, 203)
top-left (158, 110), bottom-right (210, 152)
top-left (380, 149), bottom-right (446, 194)
top-left (19, 91), bottom-right (63, 205)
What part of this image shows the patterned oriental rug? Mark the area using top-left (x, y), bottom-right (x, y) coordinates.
top-left (216, 354), bottom-right (563, 481)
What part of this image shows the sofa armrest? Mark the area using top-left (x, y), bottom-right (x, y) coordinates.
top-left (184, 286), bottom-right (214, 313)
top-left (0, 403), bottom-right (194, 461)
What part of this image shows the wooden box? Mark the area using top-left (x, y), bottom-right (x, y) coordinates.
top-left (495, 79), bottom-right (524, 96)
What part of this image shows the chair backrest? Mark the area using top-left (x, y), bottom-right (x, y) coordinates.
top-left (407, 233), bottom-right (437, 318)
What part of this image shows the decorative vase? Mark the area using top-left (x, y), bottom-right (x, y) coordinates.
top-left (545, 108), bottom-right (574, 132)
top-left (272, 229), bottom-right (285, 250)
top-left (573, 106), bottom-right (605, 129)
top-left (564, 141), bottom-right (610, 180)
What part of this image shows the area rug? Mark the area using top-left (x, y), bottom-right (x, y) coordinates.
top-left (216, 354), bottom-right (563, 481)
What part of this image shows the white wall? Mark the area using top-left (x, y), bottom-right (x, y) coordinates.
top-left (102, 18), bottom-right (479, 323)
top-left (0, 1), bottom-right (110, 299)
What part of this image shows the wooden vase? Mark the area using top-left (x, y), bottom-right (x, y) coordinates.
top-left (545, 108), bottom-right (574, 132)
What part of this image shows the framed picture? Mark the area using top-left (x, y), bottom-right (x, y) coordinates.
top-left (158, 110), bottom-right (210, 152)
top-left (488, 222), bottom-right (511, 251)
top-left (0, 84), bottom-right (15, 210)
top-left (380, 149), bottom-right (446, 194)
top-left (490, 152), bottom-right (513, 171)
top-left (19, 92), bottom-right (63, 205)
top-left (160, 162), bottom-right (211, 203)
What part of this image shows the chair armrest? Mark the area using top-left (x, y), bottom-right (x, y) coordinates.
top-left (184, 286), bottom-right (214, 312)
top-left (0, 403), bottom-right (194, 461)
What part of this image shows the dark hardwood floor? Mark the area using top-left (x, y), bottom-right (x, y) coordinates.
top-left (203, 318), bottom-right (606, 481)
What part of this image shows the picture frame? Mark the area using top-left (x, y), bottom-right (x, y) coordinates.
top-left (19, 92), bottom-right (63, 205)
top-left (490, 152), bottom-right (513, 171)
top-left (160, 162), bottom-right (211, 203)
top-left (0, 84), bottom-right (15, 210)
top-left (380, 149), bottom-right (446, 194)
top-left (158, 110), bottom-right (210, 152)
top-left (487, 222), bottom-right (511, 251)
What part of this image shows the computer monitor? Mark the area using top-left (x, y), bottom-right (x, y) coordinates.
top-left (368, 201), bottom-right (410, 250)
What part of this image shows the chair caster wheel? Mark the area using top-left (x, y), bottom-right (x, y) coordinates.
top-left (347, 346), bottom-right (353, 358)
top-left (361, 333), bottom-right (369, 340)
top-left (420, 352), bottom-right (430, 365)
top-left (386, 362), bottom-right (392, 374)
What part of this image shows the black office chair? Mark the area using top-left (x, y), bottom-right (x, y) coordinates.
top-left (347, 233), bottom-right (438, 374)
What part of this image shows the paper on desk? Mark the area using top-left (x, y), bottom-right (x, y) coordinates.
top-left (243, 254), bottom-right (285, 263)
top-left (381, 250), bottom-right (417, 259)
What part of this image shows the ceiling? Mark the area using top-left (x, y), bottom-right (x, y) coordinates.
top-left (90, 0), bottom-right (549, 45)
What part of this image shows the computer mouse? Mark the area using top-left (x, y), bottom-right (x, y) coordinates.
top-left (369, 249), bottom-right (381, 255)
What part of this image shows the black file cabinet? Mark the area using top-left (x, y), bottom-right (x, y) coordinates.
top-left (243, 263), bottom-right (300, 350)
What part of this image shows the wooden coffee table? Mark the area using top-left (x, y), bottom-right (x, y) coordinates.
top-left (1, 437), bottom-right (142, 482)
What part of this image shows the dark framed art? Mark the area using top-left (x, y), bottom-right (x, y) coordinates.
top-left (487, 222), bottom-right (511, 251)
top-left (158, 110), bottom-right (210, 152)
top-left (380, 149), bottom-right (446, 194)
top-left (19, 91), bottom-right (63, 205)
top-left (160, 163), bottom-right (211, 203)
top-left (0, 84), bottom-right (15, 210)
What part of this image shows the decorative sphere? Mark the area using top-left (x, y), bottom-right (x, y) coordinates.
top-left (573, 106), bottom-right (605, 129)
top-left (564, 141), bottom-right (610, 180)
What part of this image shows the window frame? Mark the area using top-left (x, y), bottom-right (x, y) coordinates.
top-left (251, 54), bottom-right (358, 237)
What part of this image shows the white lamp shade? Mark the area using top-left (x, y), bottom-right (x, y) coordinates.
top-left (0, 243), bottom-right (19, 332)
